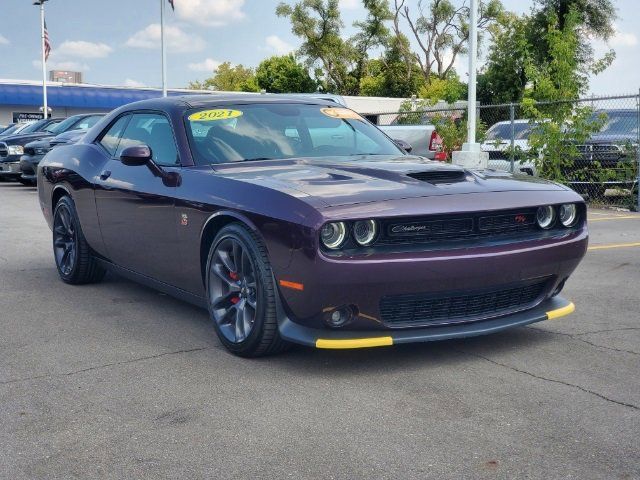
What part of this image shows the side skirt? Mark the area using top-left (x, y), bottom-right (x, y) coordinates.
top-left (96, 259), bottom-right (208, 309)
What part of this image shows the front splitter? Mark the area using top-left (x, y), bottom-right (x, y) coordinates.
top-left (278, 296), bottom-right (575, 349)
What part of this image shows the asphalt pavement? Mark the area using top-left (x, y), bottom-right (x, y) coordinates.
top-left (1, 181), bottom-right (638, 480)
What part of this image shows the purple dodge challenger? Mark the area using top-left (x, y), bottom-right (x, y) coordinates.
top-left (37, 95), bottom-right (587, 357)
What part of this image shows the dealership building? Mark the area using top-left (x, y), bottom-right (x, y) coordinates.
top-left (0, 79), bottom-right (211, 125)
top-left (0, 79), bottom-right (420, 127)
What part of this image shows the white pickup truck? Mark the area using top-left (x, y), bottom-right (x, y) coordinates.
top-left (378, 125), bottom-right (446, 161)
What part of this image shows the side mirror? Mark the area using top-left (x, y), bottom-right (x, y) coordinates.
top-left (120, 144), bottom-right (152, 166)
top-left (394, 139), bottom-right (413, 153)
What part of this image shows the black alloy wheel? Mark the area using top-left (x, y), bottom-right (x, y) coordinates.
top-left (206, 223), bottom-right (289, 357)
top-left (53, 203), bottom-right (77, 276)
top-left (209, 237), bottom-right (258, 343)
top-left (52, 196), bottom-right (105, 284)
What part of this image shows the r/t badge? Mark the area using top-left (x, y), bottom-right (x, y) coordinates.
top-left (180, 213), bottom-right (189, 226)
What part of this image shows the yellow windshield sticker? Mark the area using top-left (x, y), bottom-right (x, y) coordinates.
top-left (188, 109), bottom-right (243, 121)
top-left (320, 107), bottom-right (364, 121)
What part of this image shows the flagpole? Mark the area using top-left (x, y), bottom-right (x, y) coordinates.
top-left (160, 0), bottom-right (167, 97)
top-left (38, 0), bottom-right (48, 118)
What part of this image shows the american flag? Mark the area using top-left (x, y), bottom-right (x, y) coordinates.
top-left (44, 20), bottom-right (51, 61)
top-left (168, 0), bottom-right (174, 10)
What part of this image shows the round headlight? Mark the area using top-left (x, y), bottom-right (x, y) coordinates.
top-left (559, 204), bottom-right (578, 227)
top-left (320, 222), bottom-right (347, 249)
top-left (353, 219), bottom-right (378, 246)
top-left (536, 205), bottom-right (555, 229)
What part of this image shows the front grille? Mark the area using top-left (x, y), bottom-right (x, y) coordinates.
top-left (0, 142), bottom-right (7, 158)
top-left (576, 144), bottom-right (623, 162)
top-left (380, 278), bottom-right (549, 327)
top-left (378, 208), bottom-right (540, 246)
top-left (407, 170), bottom-right (467, 184)
top-left (487, 150), bottom-right (508, 160)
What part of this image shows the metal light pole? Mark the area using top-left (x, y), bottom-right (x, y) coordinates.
top-left (466, 0), bottom-right (478, 145)
top-left (160, 0), bottom-right (167, 97)
top-left (35, 0), bottom-right (49, 118)
top-left (451, 0), bottom-right (488, 169)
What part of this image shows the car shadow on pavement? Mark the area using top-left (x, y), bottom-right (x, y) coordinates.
top-left (71, 273), bottom-right (552, 377)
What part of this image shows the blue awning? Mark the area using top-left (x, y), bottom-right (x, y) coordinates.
top-left (0, 83), bottom-right (198, 109)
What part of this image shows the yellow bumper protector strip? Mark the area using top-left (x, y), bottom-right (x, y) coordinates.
top-left (546, 302), bottom-right (575, 320)
top-left (315, 337), bottom-right (393, 349)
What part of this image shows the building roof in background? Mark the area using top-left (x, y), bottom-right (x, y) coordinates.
top-left (0, 79), bottom-right (210, 109)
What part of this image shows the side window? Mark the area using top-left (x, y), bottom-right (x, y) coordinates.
top-left (99, 115), bottom-right (129, 157)
top-left (74, 115), bottom-right (102, 130)
top-left (116, 113), bottom-right (179, 167)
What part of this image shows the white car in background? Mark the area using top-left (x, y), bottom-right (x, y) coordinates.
top-left (482, 119), bottom-right (538, 176)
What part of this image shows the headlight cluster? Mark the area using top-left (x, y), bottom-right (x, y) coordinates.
top-left (7, 145), bottom-right (24, 156)
top-left (320, 220), bottom-right (378, 250)
top-left (34, 147), bottom-right (49, 155)
top-left (536, 204), bottom-right (579, 229)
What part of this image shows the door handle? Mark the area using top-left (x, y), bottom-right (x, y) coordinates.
top-left (99, 170), bottom-right (111, 180)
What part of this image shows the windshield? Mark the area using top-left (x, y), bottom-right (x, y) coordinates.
top-left (186, 103), bottom-right (402, 165)
top-left (485, 122), bottom-right (535, 141)
top-left (0, 124), bottom-right (23, 136)
top-left (593, 111), bottom-right (638, 136)
top-left (19, 119), bottom-right (48, 134)
top-left (49, 116), bottom-right (81, 135)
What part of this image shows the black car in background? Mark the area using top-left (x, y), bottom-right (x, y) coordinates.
top-left (0, 117), bottom-right (64, 183)
top-left (567, 109), bottom-right (639, 197)
top-left (19, 114), bottom-right (105, 184)
top-left (0, 122), bottom-right (32, 139)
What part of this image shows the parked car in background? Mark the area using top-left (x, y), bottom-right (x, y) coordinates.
top-left (20, 129), bottom-right (89, 184)
top-left (0, 123), bottom-right (16, 134)
top-left (19, 113), bottom-right (105, 185)
top-left (0, 117), bottom-right (65, 183)
top-left (566, 109), bottom-right (638, 197)
top-left (482, 120), bottom-right (538, 176)
top-left (0, 122), bottom-right (32, 139)
top-left (38, 95), bottom-right (584, 357)
top-left (379, 124), bottom-right (446, 160)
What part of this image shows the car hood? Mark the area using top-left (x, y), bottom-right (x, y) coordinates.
top-left (209, 155), bottom-right (566, 207)
top-left (0, 132), bottom-right (52, 146)
top-left (25, 137), bottom-right (54, 149)
top-left (586, 134), bottom-right (637, 144)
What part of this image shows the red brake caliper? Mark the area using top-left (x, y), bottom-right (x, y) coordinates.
top-left (229, 271), bottom-right (240, 304)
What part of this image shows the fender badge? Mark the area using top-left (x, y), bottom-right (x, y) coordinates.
top-left (180, 213), bottom-right (189, 226)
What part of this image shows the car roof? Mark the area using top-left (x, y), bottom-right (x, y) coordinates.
top-left (119, 93), bottom-right (341, 111)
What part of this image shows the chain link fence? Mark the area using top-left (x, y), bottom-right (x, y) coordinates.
top-left (365, 93), bottom-right (640, 210)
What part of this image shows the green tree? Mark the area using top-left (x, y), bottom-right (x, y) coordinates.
top-left (392, 0), bottom-right (503, 82)
top-left (528, 0), bottom-right (616, 95)
top-left (276, 0), bottom-right (391, 95)
top-left (255, 55), bottom-right (317, 93)
top-left (189, 62), bottom-right (259, 92)
top-left (521, 10), bottom-right (606, 184)
top-left (419, 73), bottom-right (467, 104)
top-left (477, 12), bottom-right (530, 105)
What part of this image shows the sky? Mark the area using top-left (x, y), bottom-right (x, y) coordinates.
top-left (0, 0), bottom-right (638, 96)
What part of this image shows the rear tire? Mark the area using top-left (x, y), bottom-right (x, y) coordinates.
top-left (205, 223), bottom-right (290, 357)
top-left (52, 196), bottom-right (106, 284)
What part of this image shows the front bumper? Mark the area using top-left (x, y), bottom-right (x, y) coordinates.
top-left (0, 161), bottom-right (21, 178)
top-left (279, 295), bottom-right (575, 348)
top-left (19, 154), bottom-right (43, 181)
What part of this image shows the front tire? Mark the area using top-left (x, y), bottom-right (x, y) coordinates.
top-left (52, 196), bottom-right (105, 284)
top-left (205, 223), bottom-right (290, 357)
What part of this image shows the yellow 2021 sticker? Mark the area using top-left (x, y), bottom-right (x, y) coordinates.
top-left (320, 107), bottom-right (363, 121)
top-left (188, 109), bottom-right (243, 121)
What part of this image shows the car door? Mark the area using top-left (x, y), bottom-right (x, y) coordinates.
top-left (94, 112), bottom-right (182, 285)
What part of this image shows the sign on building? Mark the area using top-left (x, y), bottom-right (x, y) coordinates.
top-left (12, 112), bottom-right (44, 123)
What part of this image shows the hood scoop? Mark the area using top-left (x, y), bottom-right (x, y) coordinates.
top-left (407, 170), bottom-right (468, 185)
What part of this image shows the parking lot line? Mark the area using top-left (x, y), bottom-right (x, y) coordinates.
top-left (589, 215), bottom-right (639, 222)
top-left (587, 242), bottom-right (640, 251)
